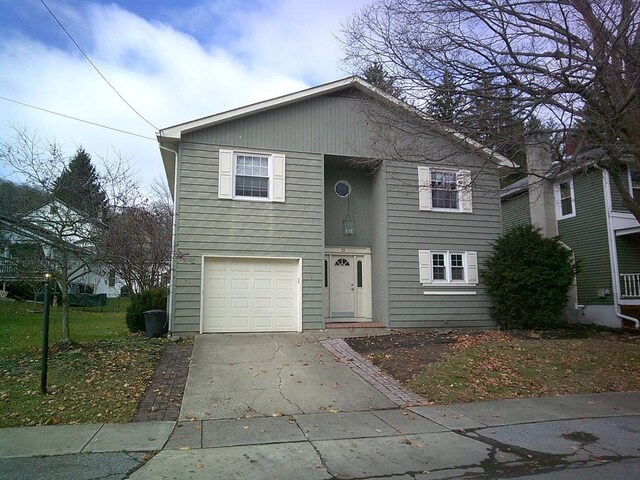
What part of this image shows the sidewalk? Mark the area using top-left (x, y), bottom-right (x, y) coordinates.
top-left (1, 392), bottom-right (639, 479)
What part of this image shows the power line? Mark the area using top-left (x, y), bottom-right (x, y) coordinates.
top-left (39, 0), bottom-right (160, 131)
top-left (0, 95), bottom-right (156, 141)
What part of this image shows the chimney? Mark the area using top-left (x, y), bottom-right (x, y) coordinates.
top-left (526, 132), bottom-right (557, 237)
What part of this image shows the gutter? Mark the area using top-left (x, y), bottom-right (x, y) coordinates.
top-left (601, 168), bottom-right (640, 329)
top-left (159, 142), bottom-right (179, 335)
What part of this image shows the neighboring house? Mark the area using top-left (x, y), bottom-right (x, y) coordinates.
top-left (0, 200), bottom-right (125, 297)
top-left (501, 139), bottom-right (640, 329)
top-left (157, 76), bottom-right (511, 334)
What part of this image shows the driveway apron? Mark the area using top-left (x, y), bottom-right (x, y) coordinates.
top-left (179, 333), bottom-right (396, 420)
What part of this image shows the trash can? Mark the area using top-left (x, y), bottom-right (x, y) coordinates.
top-left (144, 310), bottom-right (165, 338)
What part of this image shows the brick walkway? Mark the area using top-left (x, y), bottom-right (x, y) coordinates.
top-left (134, 343), bottom-right (192, 422)
top-left (321, 338), bottom-right (426, 407)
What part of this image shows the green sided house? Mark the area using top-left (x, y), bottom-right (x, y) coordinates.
top-left (501, 139), bottom-right (640, 329)
top-left (157, 77), bottom-right (510, 335)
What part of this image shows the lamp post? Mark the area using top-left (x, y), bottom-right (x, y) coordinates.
top-left (40, 273), bottom-right (51, 395)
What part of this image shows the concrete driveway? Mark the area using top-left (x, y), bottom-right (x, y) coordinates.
top-left (179, 332), bottom-right (397, 420)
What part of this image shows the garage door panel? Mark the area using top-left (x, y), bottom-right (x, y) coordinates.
top-left (254, 279), bottom-right (272, 290)
top-left (202, 257), bottom-right (299, 333)
top-left (230, 297), bottom-right (249, 309)
top-left (254, 297), bottom-right (273, 309)
top-left (230, 316), bottom-right (250, 328)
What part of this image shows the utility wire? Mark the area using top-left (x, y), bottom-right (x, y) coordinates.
top-left (39, 0), bottom-right (160, 131)
top-left (0, 95), bottom-right (156, 141)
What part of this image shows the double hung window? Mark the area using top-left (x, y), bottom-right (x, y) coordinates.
top-left (235, 154), bottom-right (269, 198)
top-left (218, 149), bottom-right (286, 202)
top-left (418, 250), bottom-right (478, 286)
top-left (418, 166), bottom-right (473, 212)
top-left (554, 178), bottom-right (575, 220)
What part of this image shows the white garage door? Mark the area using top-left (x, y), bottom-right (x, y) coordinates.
top-left (202, 257), bottom-right (300, 333)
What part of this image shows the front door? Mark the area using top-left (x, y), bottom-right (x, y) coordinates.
top-left (329, 256), bottom-right (355, 317)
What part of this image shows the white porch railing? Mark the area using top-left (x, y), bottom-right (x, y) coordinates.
top-left (620, 274), bottom-right (640, 298)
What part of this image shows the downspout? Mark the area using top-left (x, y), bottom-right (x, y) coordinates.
top-left (558, 240), bottom-right (582, 321)
top-left (600, 167), bottom-right (640, 329)
top-left (159, 142), bottom-right (179, 335)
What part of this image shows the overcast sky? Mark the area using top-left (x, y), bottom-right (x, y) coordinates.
top-left (0, 0), bottom-right (368, 190)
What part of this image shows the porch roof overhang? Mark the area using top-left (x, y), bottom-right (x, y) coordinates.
top-left (611, 211), bottom-right (640, 236)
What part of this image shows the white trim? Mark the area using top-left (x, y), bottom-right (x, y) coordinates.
top-left (159, 143), bottom-right (179, 333)
top-left (199, 254), bottom-right (303, 333)
top-left (603, 170), bottom-right (623, 313)
top-left (423, 290), bottom-right (477, 295)
top-left (324, 248), bottom-right (372, 321)
top-left (325, 246), bottom-right (371, 255)
top-left (627, 166), bottom-right (640, 201)
top-left (554, 178), bottom-right (576, 220)
top-left (418, 166), bottom-right (432, 211)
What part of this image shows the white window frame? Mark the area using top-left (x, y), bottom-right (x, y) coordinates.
top-left (554, 178), bottom-right (576, 220)
top-left (218, 149), bottom-right (285, 203)
top-left (233, 152), bottom-right (272, 201)
top-left (418, 250), bottom-right (478, 286)
top-left (628, 168), bottom-right (640, 202)
top-left (418, 166), bottom-right (473, 213)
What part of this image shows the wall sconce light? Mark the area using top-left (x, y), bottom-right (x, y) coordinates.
top-left (343, 215), bottom-right (355, 236)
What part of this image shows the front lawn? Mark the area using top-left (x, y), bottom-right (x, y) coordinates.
top-left (347, 329), bottom-right (640, 404)
top-left (0, 299), bottom-right (165, 427)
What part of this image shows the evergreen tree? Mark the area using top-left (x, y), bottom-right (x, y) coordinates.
top-left (362, 62), bottom-right (402, 98)
top-left (53, 148), bottom-right (108, 216)
top-left (428, 70), bottom-right (464, 125)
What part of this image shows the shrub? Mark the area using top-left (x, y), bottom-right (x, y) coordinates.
top-left (482, 225), bottom-right (577, 330)
top-left (125, 288), bottom-right (168, 333)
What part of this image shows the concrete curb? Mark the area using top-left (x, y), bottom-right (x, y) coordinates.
top-left (0, 421), bottom-right (176, 458)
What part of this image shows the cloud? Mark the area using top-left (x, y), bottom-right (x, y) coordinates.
top-left (0, 0), bottom-right (369, 189)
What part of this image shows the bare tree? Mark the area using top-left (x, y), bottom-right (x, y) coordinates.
top-left (342, 0), bottom-right (640, 217)
top-left (0, 126), bottom-right (138, 344)
top-left (101, 199), bottom-right (172, 294)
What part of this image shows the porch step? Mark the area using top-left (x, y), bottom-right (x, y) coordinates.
top-left (325, 322), bottom-right (387, 329)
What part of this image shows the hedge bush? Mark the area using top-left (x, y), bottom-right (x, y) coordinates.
top-left (125, 288), bottom-right (168, 333)
top-left (482, 224), bottom-right (577, 330)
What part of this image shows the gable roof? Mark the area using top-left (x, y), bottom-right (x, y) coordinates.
top-left (157, 76), bottom-right (514, 195)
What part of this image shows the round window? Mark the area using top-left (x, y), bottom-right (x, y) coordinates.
top-left (335, 180), bottom-right (351, 198)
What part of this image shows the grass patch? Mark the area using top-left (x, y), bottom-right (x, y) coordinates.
top-left (0, 297), bottom-right (131, 357)
top-left (0, 299), bottom-right (165, 427)
top-left (406, 332), bottom-right (640, 404)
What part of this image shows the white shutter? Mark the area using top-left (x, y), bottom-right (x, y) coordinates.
top-left (272, 153), bottom-right (286, 202)
top-left (458, 169), bottom-right (473, 213)
top-left (218, 149), bottom-right (233, 199)
top-left (418, 250), bottom-right (432, 284)
top-left (466, 251), bottom-right (478, 285)
top-left (418, 166), bottom-right (432, 211)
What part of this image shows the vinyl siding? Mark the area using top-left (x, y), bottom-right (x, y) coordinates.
top-left (184, 91), bottom-right (376, 158)
top-left (610, 164), bottom-right (628, 212)
top-left (501, 191), bottom-right (531, 233)
top-left (557, 170), bottom-right (613, 305)
top-left (385, 150), bottom-right (501, 328)
top-left (172, 143), bottom-right (324, 332)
